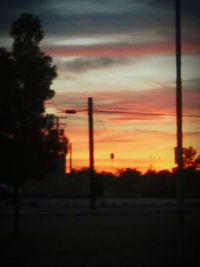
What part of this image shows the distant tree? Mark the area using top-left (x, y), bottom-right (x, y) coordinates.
top-left (195, 155), bottom-right (200, 169)
top-left (0, 13), bottom-right (62, 186)
top-left (144, 168), bottom-right (157, 176)
top-left (117, 168), bottom-right (142, 178)
top-left (182, 146), bottom-right (200, 170)
top-left (156, 169), bottom-right (172, 176)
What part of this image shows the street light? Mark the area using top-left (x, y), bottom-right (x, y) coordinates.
top-left (51, 101), bottom-right (96, 208)
top-left (64, 109), bottom-right (77, 114)
top-left (45, 102), bottom-right (77, 114)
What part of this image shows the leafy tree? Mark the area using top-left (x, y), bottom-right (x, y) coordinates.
top-left (182, 146), bottom-right (200, 170)
top-left (117, 168), bottom-right (141, 178)
top-left (0, 13), bottom-right (63, 186)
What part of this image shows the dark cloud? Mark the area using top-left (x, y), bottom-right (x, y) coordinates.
top-left (56, 57), bottom-right (132, 72)
top-left (42, 0), bottom-right (199, 45)
top-left (149, 0), bottom-right (200, 18)
top-left (0, 0), bottom-right (172, 36)
top-left (0, 0), bottom-right (48, 35)
top-left (46, 13), bottom-right (169, 35)
top-left (1, 0), bottom-right (45, 10)
top-left (0, 0), bottom-right (199, 45)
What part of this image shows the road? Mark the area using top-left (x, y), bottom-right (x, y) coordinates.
top-left (0, 198), bottom-right (200, 266)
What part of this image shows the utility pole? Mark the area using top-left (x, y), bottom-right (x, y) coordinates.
top-left (88, 97), bottom-right (95, 209)
top-left (55, 116), bottom-right (66, 133)
top-left (69, 142), bottom-right (72, 173)
top-left (56, 116), bottom-right (59, 130)
top-left (175, 0), bottom-right (184, 223)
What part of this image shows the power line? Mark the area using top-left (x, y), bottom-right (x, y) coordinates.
top-left (46, 102), bottom-right (200, 118)
top-left (91, 109), bottom-right (200, 118)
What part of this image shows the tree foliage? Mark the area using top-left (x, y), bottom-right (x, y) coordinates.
top-left (182, 146), bottom-right (200, 170)
top-left (0, 14), bottom-right (64, 185)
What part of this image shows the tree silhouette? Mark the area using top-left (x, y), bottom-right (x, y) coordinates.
top-left (0, 13), bottom-right (60, 186)
top-left (182, 146), bottom-right (200, 170)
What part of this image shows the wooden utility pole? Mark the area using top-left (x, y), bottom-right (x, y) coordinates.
top-left (88, 97), bottom-right (95, 209)
top-left (69, 142), bottom-right (72, 173)
top-left (175, 0), bottom-right (184, 223)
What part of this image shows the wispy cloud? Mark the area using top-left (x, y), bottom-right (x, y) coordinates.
top-left (50, 86), bottom-right (200, 123)
top-left (45, 41), bottom-right (200, 58)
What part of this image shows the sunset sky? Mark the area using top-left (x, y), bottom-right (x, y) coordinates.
top-left (1, 0), bottom-right (200, 173)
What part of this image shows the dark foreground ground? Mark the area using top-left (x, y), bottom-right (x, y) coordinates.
top-left (0, 200), bottom-right (200, 267)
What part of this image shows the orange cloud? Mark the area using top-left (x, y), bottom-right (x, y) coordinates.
top-left (50, 86), bottom-right (200, 123)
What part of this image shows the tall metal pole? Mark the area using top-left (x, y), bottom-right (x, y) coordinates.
top-left (88, 97), bottom-right (95, 209)
top-left (175, 0), bottom-right (184, 223)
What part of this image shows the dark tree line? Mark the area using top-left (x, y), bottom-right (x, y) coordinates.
top-left (63, 166), bottom-right (200, 199)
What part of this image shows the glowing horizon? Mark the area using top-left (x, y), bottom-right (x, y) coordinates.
top-left (1, 0), bottom-right (200, 173)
